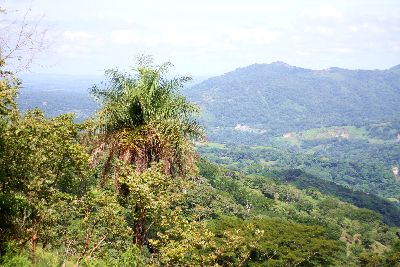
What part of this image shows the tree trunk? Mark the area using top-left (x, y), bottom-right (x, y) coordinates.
top-left (100, 148), bottom-right (114, 187)
top-left (31, 232), bottom-right (38, 266)
top-left (134, 206), bottom-right (146, 246)
top-left (76, 233), bottom-right (90, 267)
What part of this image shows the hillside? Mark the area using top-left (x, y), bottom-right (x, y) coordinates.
top-left (186, 62), bottom-right (400, 144)
top-left (198, 119), bottom-right (400, 212)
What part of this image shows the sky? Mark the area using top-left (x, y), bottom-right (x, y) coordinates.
top-left (2, 0), bottom-right (400, 76)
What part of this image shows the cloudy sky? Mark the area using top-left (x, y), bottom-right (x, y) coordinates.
top-left (2, 0), bottom-right (400, 76)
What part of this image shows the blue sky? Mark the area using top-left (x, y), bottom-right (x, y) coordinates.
top-left (3, 0), bottom-right (400, 76)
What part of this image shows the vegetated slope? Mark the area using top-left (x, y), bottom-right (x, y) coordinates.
top-left (198, 143), bottom-right (400, 226)
top-left (18, 63), bottom-right (400, 144)
top-left (196, 120), bottom-right (400, 223)
top-left (272, 168), bottom-right (400, 227)
top-left (187, 62), bottom-right (400, 144)
top-left (195, 160), bottom-right (400, 260)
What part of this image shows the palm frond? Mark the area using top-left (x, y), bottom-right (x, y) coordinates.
top-left (88, 57), bottom-right (204, 183)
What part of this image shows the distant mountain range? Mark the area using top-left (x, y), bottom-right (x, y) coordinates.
top-left (187, 62), bottom-right (400, 144)
top-left (18, 63), bottom-right (400, 144)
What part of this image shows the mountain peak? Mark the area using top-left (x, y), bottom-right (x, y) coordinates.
top-left (270, 61), bottom-right (292, 67)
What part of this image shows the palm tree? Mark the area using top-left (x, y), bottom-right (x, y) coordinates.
top-left (88, 56), bottom-right (204, 191)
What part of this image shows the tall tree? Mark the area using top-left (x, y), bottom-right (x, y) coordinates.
top-left (89, 56), bottom-right (204, 191)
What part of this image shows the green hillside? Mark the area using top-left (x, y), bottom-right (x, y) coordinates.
top-left (187, 62), bottom-right (400, 144)
top-left (197, 120), bottom-right (400, 218)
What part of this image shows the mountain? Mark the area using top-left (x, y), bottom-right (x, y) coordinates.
top-left (186, 62), bottom-right (400, 144)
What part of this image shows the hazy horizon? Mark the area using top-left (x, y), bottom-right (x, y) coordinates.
top-left (20, 61), bottom-right (400, 80)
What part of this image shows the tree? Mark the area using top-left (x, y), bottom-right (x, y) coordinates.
top-left (148, 207), bottom-right (216, 266)
top-left (64, 189), bottom-right (131, 266)
top-left (89, 56), bottom-right (204, 192)
top-left (0, 110), bottom-right (90, 263)
top-left (0, 6), bottom-right (52, 263)
top-left (118, 163), bottom-right (186, 246)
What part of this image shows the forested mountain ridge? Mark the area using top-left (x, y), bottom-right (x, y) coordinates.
top-left (187, 62), bottom-right (400, 144)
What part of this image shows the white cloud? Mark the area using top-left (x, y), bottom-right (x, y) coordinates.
top-left (56, 30), bottom-right (104, 58)
top-left (333, 47), bottom-right (352, 53)
top-left (348, 25), bottom-right (360, 33)
top-left (306, 5), bottom-right (344, 20)
top-left (361, 23), bottom-right (385, 35)
top-left (110, 29), bottom-right (140, 45)
top-left (56, 44), bottom-right (90, 58)
top-left (228, 27), bottom-right (279, 44)
top-left (110, 29), bottom-right (210, 47)
top-left (8, 0), bottom-right (400, 75)
top-left (315, 26), bottom-right (335, 35)
top-left (111, 26), bottom-right (279, 49)
top-left (161, 32), bottom-right (210, 47)
top-left (63, 31), bottom-right (94, 42)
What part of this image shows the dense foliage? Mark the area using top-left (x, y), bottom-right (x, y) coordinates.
top-left (196, 160), bottom-right (400, 266)
top-left (198, 122), bottom-right (400, 208)
top-left (2, 57), bottom-right (400, 266)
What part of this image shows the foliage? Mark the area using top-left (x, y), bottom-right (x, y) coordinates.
top-left (119, 163), bottom-right (188, 246)
top-left (148, 208), bottom-right (216, 266)
top-left (89, 57), bottom-right (204, 185)
top-left (209, 216), bottom-right (345, 266)
top-left (198, 140), bottom-right (400, 225)
top-left (2, 56), bottom-right (400, 266)
top-left (0, 68), bottom-right (18, 117)
top-left (0, 109), bottom-right (89, 259)
top-left (62, 188), bottom-right (131, 266)
top-left (197, 160), bottom-right (399, 263)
